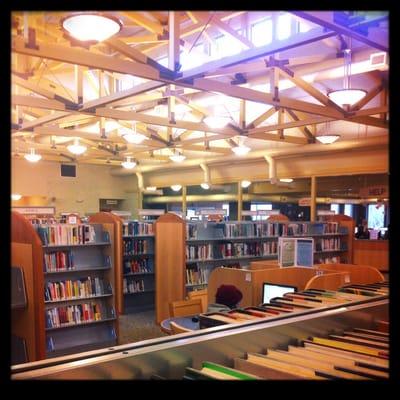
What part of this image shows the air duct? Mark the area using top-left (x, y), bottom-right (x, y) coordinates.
top-left (200, 163), bottom-right (210, 186)
top-left (264, 155), bottom-right (277, 184)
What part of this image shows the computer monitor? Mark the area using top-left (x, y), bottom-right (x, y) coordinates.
top-left (262, 282), bottom-right (297, 304)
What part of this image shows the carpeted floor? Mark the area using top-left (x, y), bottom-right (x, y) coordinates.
top-left (118, 309), bottom-right (168, 344)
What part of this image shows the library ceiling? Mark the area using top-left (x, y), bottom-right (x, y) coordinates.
top-left (11, 11), bottom-right (388, 174)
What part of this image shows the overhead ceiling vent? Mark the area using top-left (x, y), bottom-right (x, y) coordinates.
top-left (369, 52), bottom-right (387, 68)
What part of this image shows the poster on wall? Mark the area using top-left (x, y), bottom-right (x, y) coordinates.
top-left (278, 237), bottom-right (314, 268)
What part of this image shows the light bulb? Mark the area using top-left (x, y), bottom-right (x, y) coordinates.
top-left (315, 135), bottom-right (340, 144)
top-left (24, 148), bottom-right (42, 162)
top-left (232, 145), bottom-right (250, 156)
top-left (62, 13), bottom-right (122, 42)
top-left (201, 183), bottom-right (210, 190)
top-left (121, 157), bottom-right (136, 169)
top-left (171, 185), bottom-right (182, 191)
top-left (11, 194), bottom-right (22, 201)
top-left (67, 138), bottom-right (87, 155)
top-left (241, 180), bottom-right (251, 188)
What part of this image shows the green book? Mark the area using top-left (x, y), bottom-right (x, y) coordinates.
top-left (201, 361), bottom-right (259, 380)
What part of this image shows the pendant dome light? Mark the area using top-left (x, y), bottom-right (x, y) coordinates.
top-left (67, 138), bottom-right (87, 155)
top-left (24, 148), bottom-right (42, 163)
top-left (232, 136), bottom-right (250, 156)
top-left (121, 156), bottom-right (136, 169)
top-left (62, 13), bottom-right (122, 43)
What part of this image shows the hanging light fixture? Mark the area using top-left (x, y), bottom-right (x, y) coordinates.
top-left (61, 13), bottom-right (122, 42)
top-left (120, 122), bottom-right (146, 144)
top-left (241, 180), bottom-right (251, 188)
top-left (279, 178), bottom-right (294, 183)
top-left (169, 149), bottom-right (186, 163)
top-left (171, 185), bottom-right (182, 192)
top-left (327, 47), bottom-right (366, 107)
top-left (315, 121), bottom-right (340, 144)
top-left (204, 104), bottom-right (231, 129)
top-left (200, 183), bottom-right (210, 190)
top-left (232, 136), bottom-right (251, 156)
top-left (24, 148), bottom-right (42, 163)
top-left (121, 156), bottom-right (136, 169)
top-left (11, 194), bottom-right (22, 201)
top-left (67, 138), bottom-right (87, 155)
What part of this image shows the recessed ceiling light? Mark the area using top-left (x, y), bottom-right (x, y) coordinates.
top-left (24, 148), bottom-right (42, 163)
top-left (201, 183), bottom-right (210, 190)
top-left (67, 138), bottom-right (87, 155)
top-left (241, 180), bottom-right (251, 188)
top-left (121, 156), bottom-right (136, 169)
top-left (62, 13), bottom-right (122, 42)
top-left (171, 185), bottom-right (182, 192)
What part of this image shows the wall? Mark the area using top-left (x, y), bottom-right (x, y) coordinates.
top-left (11, 158), bottom-right (140, 217)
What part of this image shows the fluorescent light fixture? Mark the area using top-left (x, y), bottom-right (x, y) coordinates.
top-left (201, 183), bottom-right (210, 190)
top-left (11, 194), bottom-right (22, 201)
top-left (121, 156), bottom-right (136, 169)
top-left (204, 115), bottom-right (230, 129)
top-left (327, 48), bottom-right (366, 106)
top-left (24, 148), bottom-right (42, 163)
top-left (67, 138), bottom-right (87, 155)
top-left (146, 186), bottom-right (157, 191)
top-left (315, 135), bottom-right (341, 144)
top-left (327, 88), bottom-right (367, 106)
top-left (169, 150), bottom-right (186, 163)
top-left (241, 180), bottom-right (251, 188)
top-left (279, 178), bottom-right (293, 183)
top-left (232, 145), bottom-right (250, 156)
top-left (62, 13), bottom-right (122, 42)
top-left (171, 185), bottom-right (182, 192)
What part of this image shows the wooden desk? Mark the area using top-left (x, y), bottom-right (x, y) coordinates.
top-left (353, 239), bottom-right (389, 272)
top-left (160, 316), bottom-right (200, 335)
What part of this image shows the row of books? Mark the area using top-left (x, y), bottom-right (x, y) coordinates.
top-left (188, 324), bottom-right (388, 380)
top-left (123, 239), bottom-right (150, 255)
top-left (46, 327), bottom-right (117, 353)
top-left (314, 256), bottom-right (342, 264)
top-left (45, 302), bottom-right (104, 328)
top-left (122, 278), bottom-right (146, 294)
top-left (36, 224), bottom-right (97, 245)
top-left (315, 237), bottom-right (342, 251)
top-left (186, 241), bottom-right (278, 260)
top-left (44, 251), bottom-right (74, 272)
top-left (199, 284), bottom-right (387, 329)
top-left (186, 267), bottom-right (210, 286)
top-left (123, 259), bottom-right (152, 275)
top-left (123, 221), bottom-right (154, 236)
top-left (44, 277), bottom-right (108, 302)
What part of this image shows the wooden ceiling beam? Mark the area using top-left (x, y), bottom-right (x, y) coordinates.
top-left (291, 11), bottom-right (388, 52)
top-left (350, 83), bottom-right (384, 112)
top-left (120, 12), bottom-right (164, 35)
top-left (246, 106), bottom-right (278, 129)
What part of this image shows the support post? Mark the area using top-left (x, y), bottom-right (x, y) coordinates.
top-left (238, 181), bottom-right (243, 221)
top-left (182, 185), bottom-right (187, 219)
top-left (311, 175), bottom-right (317, 222)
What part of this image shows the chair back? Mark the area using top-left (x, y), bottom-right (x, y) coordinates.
top-left (169, 321), bottom-right (193, 334)
top-left (187, 289), bottom-right (208, 313)
top-left (169, 298), bottom-right (203, 317)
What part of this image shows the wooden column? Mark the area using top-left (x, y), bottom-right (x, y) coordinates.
top-left (182, 185), bottom-right (187, 218)
top-left (311, 175), bottom-right (317, 222)
top-left (238, 181), bottom-right (243, 221)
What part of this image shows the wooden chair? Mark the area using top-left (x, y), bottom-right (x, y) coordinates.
top-left (169, 298), bottom-right (203, 318)
top-left (169, 321), bottom-right (193, 334)
top-left (187, 289), bottom-right (208, 313)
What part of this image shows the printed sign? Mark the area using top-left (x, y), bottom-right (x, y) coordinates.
top-left (317, 210), bottom-right (336, 216)
top-left (196, 209), bottom-right (227, 216)
top-left (278, 237), bottom-right (314, 268)
top-left (138, 209), bottom-right (165, 216)
top-left (359, 185), bottom-right (388, 198)
top-left (13, 206), bottom-right (55, 215)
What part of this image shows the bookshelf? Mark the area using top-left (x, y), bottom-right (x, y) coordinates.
top-left (11, 211), bottom-right (118, 361)
top-left (155, 213), bottom-right (186, 324)
top-left (121, 220), bottom-right (155, 313)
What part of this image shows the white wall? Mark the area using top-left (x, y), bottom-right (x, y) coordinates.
top-left (11, 158), bottom-right (140, 217)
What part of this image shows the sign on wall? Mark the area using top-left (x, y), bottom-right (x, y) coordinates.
top-left (359, 185), bottom-right (388, 198)
top-left (12, 206), bottom-right (55, 215)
